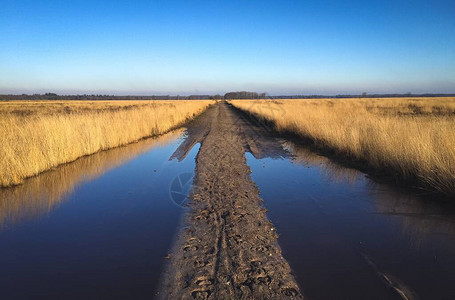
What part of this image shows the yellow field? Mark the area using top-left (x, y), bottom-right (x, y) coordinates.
top-left (230, 98), bottom-right (455, 196)
top-left (0, 100), bottom-right (214, 187)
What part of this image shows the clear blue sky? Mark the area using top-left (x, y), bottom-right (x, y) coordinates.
top-left (1, 0), bottom-right (454, 95)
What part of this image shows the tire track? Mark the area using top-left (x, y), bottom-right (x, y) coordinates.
top-left (159, 102), bottom-right (302, 299)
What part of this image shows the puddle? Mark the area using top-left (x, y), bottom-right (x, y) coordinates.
top-left (247, 141), bottom-right (455, 300)
top-left (0, 129), bottom-right (198, 299)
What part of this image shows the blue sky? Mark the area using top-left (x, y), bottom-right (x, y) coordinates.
top-left (1, 0), bottom-right (454, 95)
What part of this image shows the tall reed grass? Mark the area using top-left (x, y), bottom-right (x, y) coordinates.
top-left (230, 98), bottom-right (455, 196)
top-left (0, 100), bottom-right (213, 187)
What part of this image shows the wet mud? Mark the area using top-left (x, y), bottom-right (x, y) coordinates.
top-left (159, 103), bottom-right (302, 299)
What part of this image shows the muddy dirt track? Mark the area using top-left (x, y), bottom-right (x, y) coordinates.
top-left (159, 102), bottom-right (302, 299)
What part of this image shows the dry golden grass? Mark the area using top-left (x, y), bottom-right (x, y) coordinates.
top-left (230, 97), bottom-right (455, 196)
top-left (0, 100), bottom-right (213, 187)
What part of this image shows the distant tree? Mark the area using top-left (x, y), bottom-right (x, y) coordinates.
top-left (209, 94), bottom-right (223, 100)
top-left (44, 93), bottom-right (58, 100)
top-left (224, 91), bottom-right (260, 99)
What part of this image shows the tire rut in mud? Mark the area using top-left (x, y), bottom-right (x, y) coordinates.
top-left (159, 102), bottom-right (302, 299)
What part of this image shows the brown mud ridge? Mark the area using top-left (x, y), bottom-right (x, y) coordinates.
top-left (159, 102), bottom-right (303, 299)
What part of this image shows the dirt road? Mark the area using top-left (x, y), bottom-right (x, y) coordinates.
top-left (159, 102), bottom-right (302, 299)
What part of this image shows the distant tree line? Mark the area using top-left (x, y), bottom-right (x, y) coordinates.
top-left (0, 93), bottom-right (220, 101)
top-left (332, 93), bottom-right (455, 99)
top-left (260, 93), bottom-right (455, 99)
top-left (1, 92), bottom-right (454, 101)
top-left (223, 92), bottom-right (266, 99)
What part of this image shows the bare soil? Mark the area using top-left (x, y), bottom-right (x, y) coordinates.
top-left (159, 102), bottom-right (302, 299)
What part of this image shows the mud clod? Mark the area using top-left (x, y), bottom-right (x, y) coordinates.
top-left (282, 287), bottom-right (299, 297)
top-left (191, 290), bottom-right (211, 299)
top-left (183, 245), bottom-right (198, 252)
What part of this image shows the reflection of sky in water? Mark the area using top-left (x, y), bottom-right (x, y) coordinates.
top-left (0, 129), bottom-right (198, 299)
top-left (247, 141), bottom-right (455, 300)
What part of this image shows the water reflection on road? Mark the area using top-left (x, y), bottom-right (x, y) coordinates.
top-left (247, 140), bottom-right (455, 300)
top-left (1, 123), bottom-right (454, 299)
top-left (0, 129), bottom-right (197, 299)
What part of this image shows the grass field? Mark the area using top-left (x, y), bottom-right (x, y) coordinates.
top-left (230, 97), bottom-right (455, 196)
top-left (0, 100), bottom-right (214, 187)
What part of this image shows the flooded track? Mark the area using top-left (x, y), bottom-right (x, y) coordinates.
top-left (160, 102), bottom-right (301, 299)
top-left (248, 142), bottom-right (455, 300)
top-left (1, 102), bottom-right (454, 299)
top-left (0, 130), bottom-right (198, 299)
